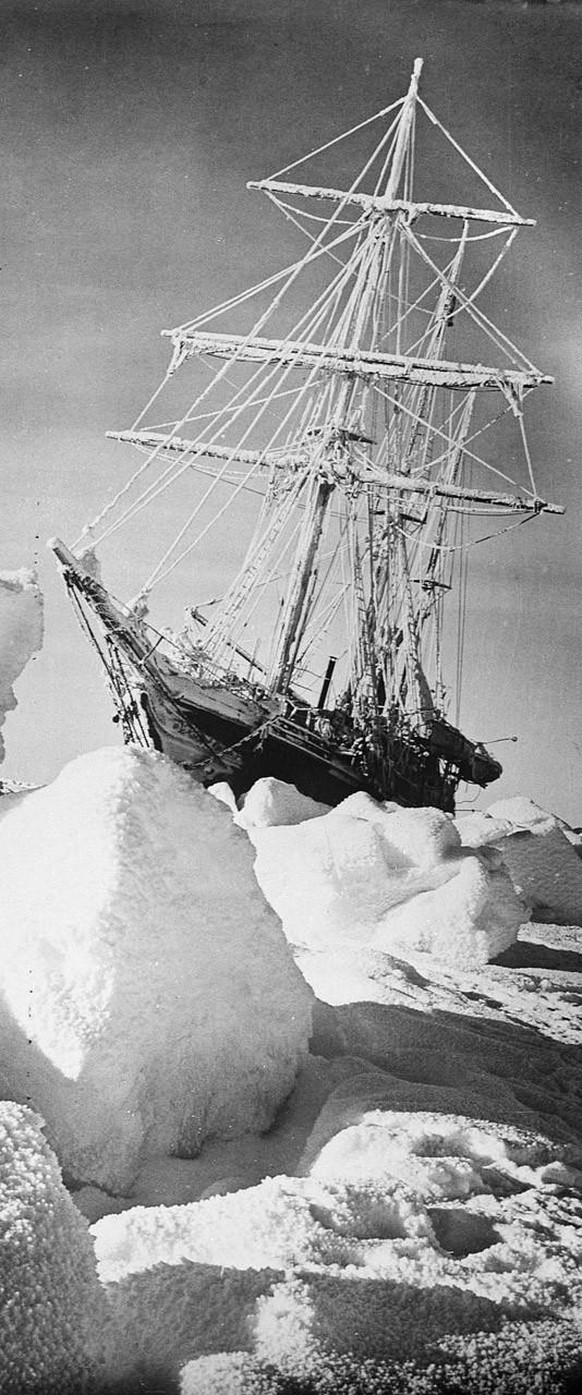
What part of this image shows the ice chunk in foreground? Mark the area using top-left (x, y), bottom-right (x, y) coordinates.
top-left (0, 568), bottom-right (43, 763)
top-left (0, 1102), bottom-right (111, 1392)
top-left (251, 794), bottom-right (522, 968)
top-left (487, 796), bottom-right (582, 925)
top-left (236, 775), bottom-right (330, 829)
top-left (0, 746), bottom-right (312, 1191)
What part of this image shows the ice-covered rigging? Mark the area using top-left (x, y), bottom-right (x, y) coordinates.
top-left (50, 58), bottom-right (563, 813)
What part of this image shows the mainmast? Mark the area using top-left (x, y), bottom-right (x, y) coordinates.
top-left (264, 61), bottom-right (425, 697)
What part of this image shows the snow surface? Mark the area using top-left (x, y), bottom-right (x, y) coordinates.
top-left (0, 569), bottom-right (43, 765)
top-left (0, 747), bottom-right (312, 1191)
top-left (235, 775), bottom-right (330, 829)
top-left (91, 1098), bottom-right (582, 1387)
top-left (1, 759), bottom-right (582, 1392)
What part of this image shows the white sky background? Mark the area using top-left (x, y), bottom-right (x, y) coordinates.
top-left (1, 0), bottom-right (581, 822)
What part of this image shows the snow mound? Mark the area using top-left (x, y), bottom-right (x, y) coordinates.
top-left (251, 793), bottom-right (523, 968)
top-left (454, 809), bottom-right (517, 848)
top-left (0, 746), bottom-right (312, 1191)
top-left (487, 796), bottom-right (582, 925)
top-left (0, 1102), bottom-right (110, 1392)
top-left (236, 775), bottom-right (330, 830)
top-left (301, 1104), bottom-right (564, 1185)
top-left (91, 1095), bottom-right (582, 1385)
top-left (0, 568), bottom-right (43, 763)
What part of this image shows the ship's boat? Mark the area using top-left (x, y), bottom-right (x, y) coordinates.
top-left (50, 60), bottom-right (563, 812)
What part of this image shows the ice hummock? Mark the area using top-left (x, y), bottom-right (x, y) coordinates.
top-left (0, 568), bottom-right (43, 767)
top-left (247, 785), bottom-right (524, 972)
top-left (0, 756), bottom-right (581, 1393)
top-left (0, 747), bottom-right (312, 1192)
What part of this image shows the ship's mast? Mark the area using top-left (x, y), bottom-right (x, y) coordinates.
top-left (265, 60), bottom-right (425, 697)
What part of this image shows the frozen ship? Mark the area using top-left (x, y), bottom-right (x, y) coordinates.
top-left (50, 60), bottom-right (563, 811)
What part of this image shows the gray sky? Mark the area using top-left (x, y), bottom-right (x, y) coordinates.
top-left (2, 0), bottom-right (581, 821)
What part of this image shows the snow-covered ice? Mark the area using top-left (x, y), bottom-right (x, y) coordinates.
top-left (486, 795), bottom-right (582, 926)
top-left (1, 758), bottom-right (581, 1393)
top-left (0, 748), bottom-right (312, 1191)
top-left (0, 569), bottom-right (43, 766)
top-left (250, 792), bottom-right (524, 969)
top-left (235, 775), bottom-right (330, 829)
top-left (0, 1102), bottom-right (112, 1392)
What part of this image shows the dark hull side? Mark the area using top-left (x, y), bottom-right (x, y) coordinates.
top-left (135, 678), bottom-right (459, 813)
top-left (52, 543), bottom-right (499, 817)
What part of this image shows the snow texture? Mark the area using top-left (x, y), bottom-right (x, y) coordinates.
top-left (1, 762), bottom-right (581, 1393)
top-left (236, 775), bottom-right (330, 829)
top-left (0, 1102), bottom-right (110, 1393)
top-left (0, 569), bottom-right (43, 764)
top-left (90, 1102), bottom-right (582, 1385)
top-left (486, 796), bottom-right (582, 925)
top-left (0, 746), bottom-right (312, 1191)
top-left (250, 791), bottom-right (523, 968)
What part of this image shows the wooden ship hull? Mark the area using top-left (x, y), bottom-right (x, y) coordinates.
top-left (51, 540), bottom-right (501, 813)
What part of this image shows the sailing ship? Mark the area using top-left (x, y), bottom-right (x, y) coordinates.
top-left (50, 60), bottom-right (563, 812)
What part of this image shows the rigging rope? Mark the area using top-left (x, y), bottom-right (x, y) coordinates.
top-left (136, 207), bottom-right (385, 595)
top-left (400, 220), bottom-right (539, 373)
top-left (268, 98), bottom-right (404, 181)
top-left (394, 510), bottom-right (536, 553)
top-left (417, 95), bottom-right (518, 216)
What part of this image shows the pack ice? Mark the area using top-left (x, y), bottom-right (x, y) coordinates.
top-left (0, 747), bottom-right (312, 1192)
top-left (242, 782), bottom-right (524, 971)
top-left (0, 569), bottom-right (43, 764)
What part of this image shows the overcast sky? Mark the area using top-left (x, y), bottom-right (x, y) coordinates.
top-left (2, 0), bottom-right (581, 821)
